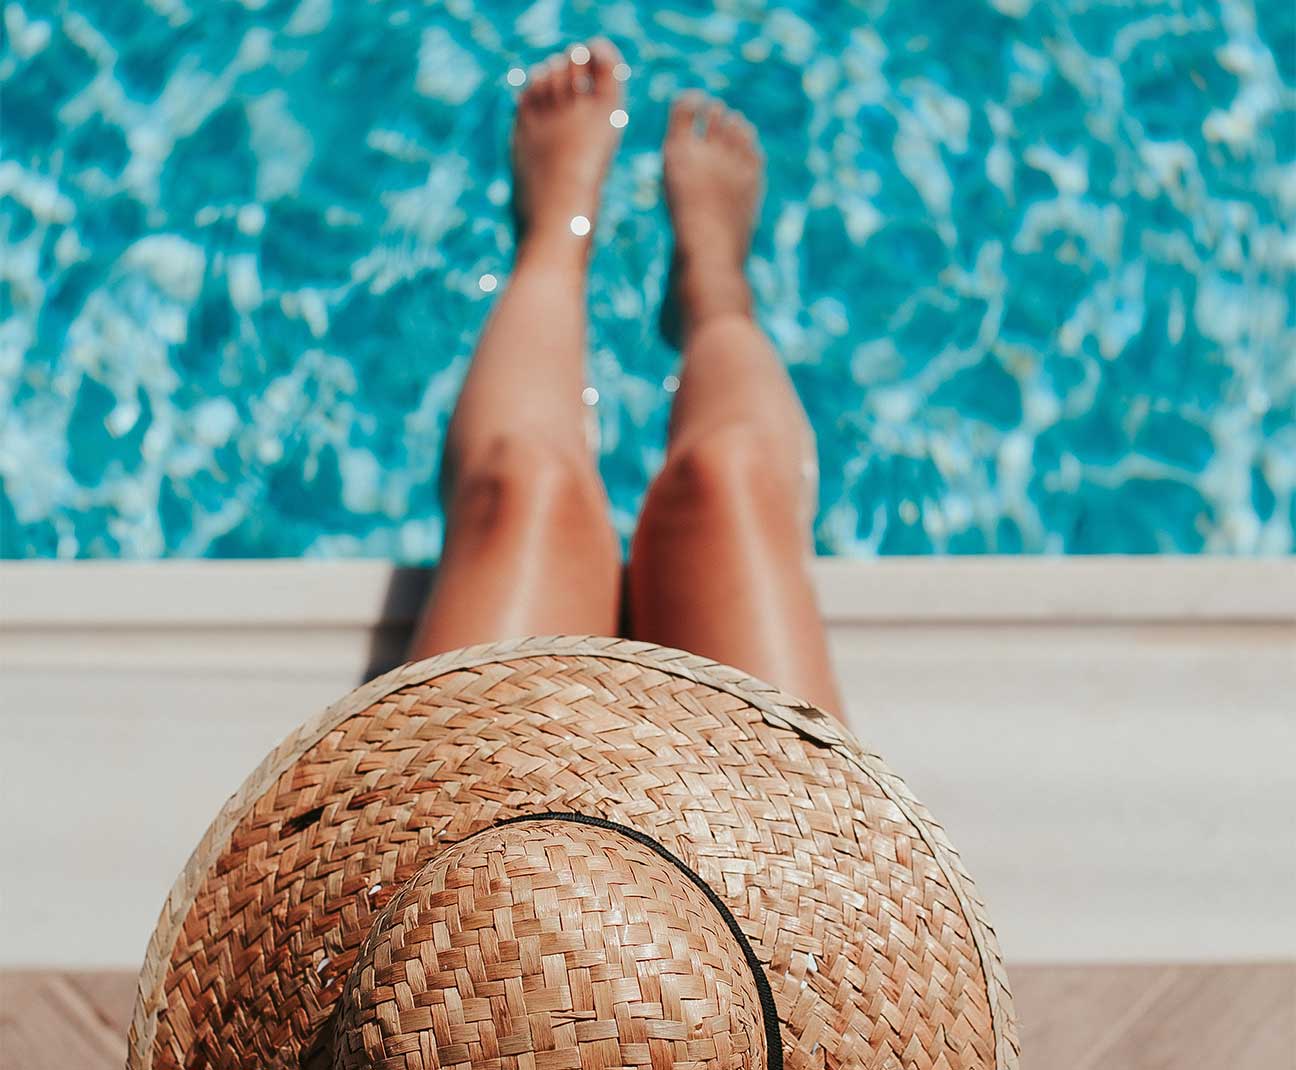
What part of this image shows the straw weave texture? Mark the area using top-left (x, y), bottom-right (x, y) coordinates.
top-left (331, 819), bottom-right (766, 1069)
top-left (128, 636), bottom-right (1018, 1070)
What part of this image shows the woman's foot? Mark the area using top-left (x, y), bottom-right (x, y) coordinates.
top-left (662, 93), bottom-right (764, 342)
top-left (512, 40), bottom-right (626, 254)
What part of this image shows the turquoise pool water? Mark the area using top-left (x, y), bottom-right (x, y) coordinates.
top-left (2, 0), bottom-right (1293, 558)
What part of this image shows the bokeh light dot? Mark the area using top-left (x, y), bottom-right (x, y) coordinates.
top-left (570, 214), bottom-right (591, 236)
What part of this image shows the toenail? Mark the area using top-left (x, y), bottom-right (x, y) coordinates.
top-left (610, 109), bottom-right (628, 128)
top-left (613, 62), bottom-right (631, 82)
top-left (569, 215), bottom-right (591, 236)
top-left (506, 67), bottom-right (526, 87)
top-left (570, 43), bottom-right (590, 65)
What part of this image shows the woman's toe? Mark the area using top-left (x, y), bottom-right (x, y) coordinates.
top-left (586, 38), bottom-right (624, 101)
top-left (702, 100), bottom-right (729, 139)
top-left (526, 62), bottom-right (555, 108)
top-left (724, 112), bottom-right (753, 151)
top-left (668, 92), bottom-right (704, 141)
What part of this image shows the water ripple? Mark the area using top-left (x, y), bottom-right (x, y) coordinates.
top-left (1, 0), bottom-right (1292, 558)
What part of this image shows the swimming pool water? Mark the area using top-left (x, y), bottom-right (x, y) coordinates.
top-left (2, 0), bottom-right (1293, 558)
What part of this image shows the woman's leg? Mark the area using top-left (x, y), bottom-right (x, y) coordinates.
top-left (628, 95), bottom-right (845, 716)
top-left (410, 42), bottom-right (626, 660)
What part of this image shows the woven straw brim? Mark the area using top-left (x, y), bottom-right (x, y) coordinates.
top-left (129, 636), bottom-right (1019, 1069)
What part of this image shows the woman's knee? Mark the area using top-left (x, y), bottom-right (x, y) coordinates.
top-left (644, 423), bottom-right (800, 524)
top-left (446, 434), bottom-right (614, 549)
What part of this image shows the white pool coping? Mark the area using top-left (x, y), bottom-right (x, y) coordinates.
top-left (2, 556), bottom-right (1293, 968)
top-left (6, 555), bottom-right (1294, 625)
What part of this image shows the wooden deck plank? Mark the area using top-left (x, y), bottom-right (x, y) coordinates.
top-left (65, 970), bottom-right (138, 1054)
top-left (1007, 963), bottom-right (1180, 1067)
top-left (0, 971), bottom-right (125, 1069)
top-left (2, 965), bottom-right (1293, 1069)
top-left (1095, 963), bottom-right (1296, 1070)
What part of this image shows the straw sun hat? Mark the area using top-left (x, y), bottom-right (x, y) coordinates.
top-left (129, 636), bottom-right (1018, 1069)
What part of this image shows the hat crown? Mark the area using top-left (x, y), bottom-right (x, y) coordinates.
top-left (332, 819), bottom-right (766, 1069)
